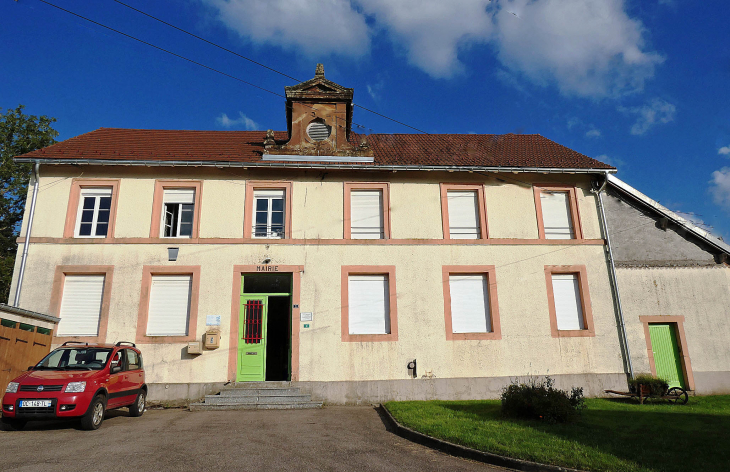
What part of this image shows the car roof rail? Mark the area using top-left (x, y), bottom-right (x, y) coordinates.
top-left (61, 341), bottom-right (89, 346)
top-left (115, 341), bottom-right (136, 347)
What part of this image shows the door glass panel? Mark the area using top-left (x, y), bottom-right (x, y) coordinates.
top-left (244, 300), bottom-right (263, 344)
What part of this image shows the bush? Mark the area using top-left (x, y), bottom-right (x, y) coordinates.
top-left (628, 374), bottom-right (669, 396)
top-left (501, 376), bottom-right (585, 424)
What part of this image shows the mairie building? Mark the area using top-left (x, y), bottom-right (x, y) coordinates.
top-left (9, 65), bottom-right (730, 403)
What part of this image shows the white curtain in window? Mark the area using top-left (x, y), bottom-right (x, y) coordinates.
top-left (146, 275), bottom-right (192, 336)
top-left (348, 275), bottom-right (389, 335)
top-left (551, 274), bottom-right (585, 330)
top-left (163, 188), bottom-right (195, 204)
top-left (449, 274), bottom-right (491, 333)
top-left (541, 192), bottom-right (574, 239)
top-left (57, 275), bottom-right (105, 336)
top-left (447, 191), bottom-right (480, 239)
top-left (351, 190), bottom-right (384, 239)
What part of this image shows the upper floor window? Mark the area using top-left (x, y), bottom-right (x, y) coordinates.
top-left (75, 188), bottom-right (112, 238)
top-left (440, 184), bottom-right (488, 240)
top-left (244, 181), bottom-right (292, 239)
top-left (344, 183), bottom-right (390, 240)
top-left (534, 186), bottom-right (583, 240)
top-left (253, 189), bottom-right (285, 238)
top-left (150, 181), bottom-right (202, 239)
top-left (64, 179), bottom-right (119, 239)
top-left (163, 189), bottom-right (195, 238)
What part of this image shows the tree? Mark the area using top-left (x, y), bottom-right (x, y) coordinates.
top-left (0, 105), bottom-right (58, 303)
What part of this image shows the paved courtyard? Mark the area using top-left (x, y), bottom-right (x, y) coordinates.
top-left (0, 406), bottom-right (506, 472)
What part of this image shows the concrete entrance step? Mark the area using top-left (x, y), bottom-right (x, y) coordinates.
top-left (190, 381), bottom-right (323, 411)
top-left (203, 394), bottom-right (313, 404)
top-left (231, 381), bottom-right (294, 388)
top-left (189, 401), bottom-right (323, 411)
top-left (220, 387), bottom-right (301, 396)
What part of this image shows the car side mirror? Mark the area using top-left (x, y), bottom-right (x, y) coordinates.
top-left (111, 365), bottom-right (122, 374)
top-left (27, 366), bottom-right (35, 371)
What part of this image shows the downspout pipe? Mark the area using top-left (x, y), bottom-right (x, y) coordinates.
top-left (592, 171), bottom-right (634, 380)
top-left (13, 161), bottom-right (40, 307)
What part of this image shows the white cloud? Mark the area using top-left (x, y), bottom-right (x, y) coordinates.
top-left (596, 153), bottom-right (624, 168)
top-left (710, 167), bottom-right (730, 211)
top-left (492, 0), bottom-right (663, 97)
top-left (566, 117), bottom-right (601, 137)
top-left (202, 0), bottom-right (663, 97)
top-left (366, 80), bottom-right (384, 101)
top-left (203, 0), bottom-right (370, 56)
top-left (719, 146), bottom-right (730, 156)
top-left (357, 0), bottom-right (493, 78)
top-left (619, 98), bottom-right (676, 135)
top-left (216, 112), bottom-right (259, 130)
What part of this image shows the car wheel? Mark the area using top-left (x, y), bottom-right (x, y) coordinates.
top-left (129, 390), bottom-right (146, 417)
top-left (81, 395), bottom-right (106, 430)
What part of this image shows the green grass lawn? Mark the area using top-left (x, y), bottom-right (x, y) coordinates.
top-left (384, 396), bottom-right (730, 472)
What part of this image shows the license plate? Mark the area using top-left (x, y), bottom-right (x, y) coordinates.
top-left (20, 400), bottom-right (52, 408)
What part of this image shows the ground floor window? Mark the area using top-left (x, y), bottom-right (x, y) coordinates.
top-left (146, 275), bottom-right (192, 336)
top-left (544, 265), bottom-right (594, 337)
top-left (57, 275), bottom-right (105, 337)
top-left (341, 266), bottom-right (398, 342)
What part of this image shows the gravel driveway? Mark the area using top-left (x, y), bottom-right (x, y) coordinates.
top-left (0, 406), bottom-right (508, 472)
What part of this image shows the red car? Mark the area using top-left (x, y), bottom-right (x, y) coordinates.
top-left (2, 341), bottom-right (146, 430)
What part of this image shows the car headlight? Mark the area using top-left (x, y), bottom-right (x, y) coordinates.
top-left (65, 381), bottom-right (86, 393)
top-left (5, 382), bottom-right (19, 393)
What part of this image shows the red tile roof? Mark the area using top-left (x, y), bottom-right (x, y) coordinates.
top-left (16, 128), bottom-right (613, 169)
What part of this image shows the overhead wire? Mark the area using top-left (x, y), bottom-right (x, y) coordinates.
top-left (33, 0), bottom-right (358, 137)
top-left (33, 0), bottom-right (427, 135)
top-left (110, 0), bottom-right (428, 134)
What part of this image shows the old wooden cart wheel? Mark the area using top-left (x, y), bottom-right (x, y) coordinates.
top-left (667, 387), bottom-right (688, 405)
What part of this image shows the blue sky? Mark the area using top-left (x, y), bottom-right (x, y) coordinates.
top-left (2, 0), bottom-right (730, 238)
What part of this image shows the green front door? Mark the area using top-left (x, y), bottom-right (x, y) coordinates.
top-left (237, 296), bottom-right (268, 382)
top-left (648, 323), bottom-right (685, 389)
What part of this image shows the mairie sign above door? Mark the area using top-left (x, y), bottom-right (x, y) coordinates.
top-left (238, 296), bottom-right (268, 382)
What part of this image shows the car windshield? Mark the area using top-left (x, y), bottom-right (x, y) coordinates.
top-left (34, 348), bottom-right (113, 371)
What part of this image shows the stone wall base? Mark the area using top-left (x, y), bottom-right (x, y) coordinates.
top-left (147, 373), bottom-right (628, 405)
top-left (692, 371), bottom-right (730, 395)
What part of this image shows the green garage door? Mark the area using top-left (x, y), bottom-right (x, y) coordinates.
top-left (648, 323), bottom-right (685, 389)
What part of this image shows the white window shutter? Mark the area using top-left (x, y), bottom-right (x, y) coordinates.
top-left (146, 275), bottom-right (192, 336)
top-left (351, 190), bottom-right (384, 239)
top-left (163, 188), bottom-right (195, 204)
top-left (57, 275), bottom-right (105, 336)
top-left (551, 274), bottom-right (585, 330)
top-left (253, 189), bottom-right (285, 198)
top-left (80, 188), bottom-right (112, 198)
top-left (348, 275), bottom-right (389, 335)
top-left (447, 191), bottom-right (480, 239)
top-left (449, 275), bottom-right (491, 333)
top-left (541, 192), bottom-right (574, 239)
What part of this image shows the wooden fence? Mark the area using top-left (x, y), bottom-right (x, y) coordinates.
top-left (0, 321), bottom-right (53, 394)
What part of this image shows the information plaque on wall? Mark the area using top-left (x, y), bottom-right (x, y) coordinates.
top-left (206, 315), bottom-right (221, 326)
top-left (300, 312), bottom-right (313, 322)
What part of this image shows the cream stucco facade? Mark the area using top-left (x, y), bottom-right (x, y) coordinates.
top-left (9, 165), bottom-right (631, 403)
